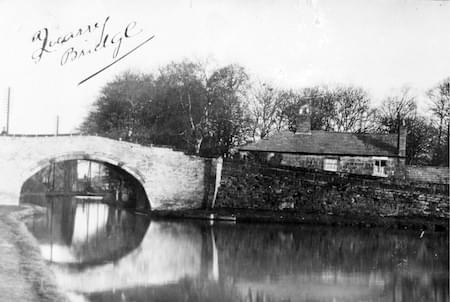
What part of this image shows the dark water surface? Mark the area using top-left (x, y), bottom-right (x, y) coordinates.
top-left (23, 197), bottom-right (448, 302)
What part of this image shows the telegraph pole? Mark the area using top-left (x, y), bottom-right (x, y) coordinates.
top-left (6, 87), bottom-right (10, 134)
top-left (56, 115), bottom-right (59, 136)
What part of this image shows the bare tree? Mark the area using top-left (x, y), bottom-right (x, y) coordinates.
top-left (375, 87), bottom-right (437, 165)
top-left (325, 86), bottom-right (374, 132)
top-left (206, 64), bottom-right (251, 155)
top-left (281, 85), bottom-right (373, 133)
top-left (427, 78), bottom-right (450, 146)
top-left (249, 82), bottom-right (289, 140)
top-left (157, 60), bottom-right (209, 154)
top-left (427, 78), bottom-right (450, 166)
top-left (376, 86), bottom-right (417, 133)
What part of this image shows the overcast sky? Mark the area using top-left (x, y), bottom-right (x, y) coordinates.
top-left (0, 0), bottom-right (449, 134)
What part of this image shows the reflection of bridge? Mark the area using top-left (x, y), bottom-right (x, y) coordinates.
top-left (26, 201), bottom-right (219, 295)
top-left (52, 221), bottom-right (214, 293)
top-left (0, 135), bottom-right (220, 210)
top-left (26, 199), bottom-right (151, 266)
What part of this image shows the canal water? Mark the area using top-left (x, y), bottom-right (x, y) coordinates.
top-left (20, 160), bottom-right (449, 302)
top-left (20, 196), bottom-right (448, 302)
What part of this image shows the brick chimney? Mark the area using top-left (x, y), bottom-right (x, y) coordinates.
top-left (398, 122), bottom-right (406, 157)
top-left (295, 104), bottom-right (311, 134)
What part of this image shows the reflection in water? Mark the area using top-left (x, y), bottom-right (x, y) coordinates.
top-left (23, 197), bottom-right (448, 302)
top-left (52, 221), bottom-right (204, 292)
top-left (26, 197), bottom-right (150, 267)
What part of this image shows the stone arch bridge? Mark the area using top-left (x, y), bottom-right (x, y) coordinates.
top-left (0, 135), bottom-right (220, 210)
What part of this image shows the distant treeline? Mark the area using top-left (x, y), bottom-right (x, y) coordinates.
top-left (80, 60), bottom-right (449, 166)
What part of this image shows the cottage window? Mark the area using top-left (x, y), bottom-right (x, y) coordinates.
top-left (373, 157), bottom-right (388, 177)
top-left (324, 158), bottom-right (338, 172)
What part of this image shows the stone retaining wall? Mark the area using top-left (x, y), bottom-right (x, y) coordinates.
top-left (215, 160), bottom-right (449, 219)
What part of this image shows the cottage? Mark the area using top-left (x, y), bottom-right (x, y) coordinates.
top-left (239, 105), bottom-right (406, 178)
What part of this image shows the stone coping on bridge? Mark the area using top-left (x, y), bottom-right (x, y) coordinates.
top-left (1, 133), bottom-right (194, 154)
top-left (2, 133), bottom-right (82, 137)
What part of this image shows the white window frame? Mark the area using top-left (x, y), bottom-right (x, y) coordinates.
top-left (323, 158), bottom-right (338, 172)
top-left (372, 157), bottom-right (388, 177)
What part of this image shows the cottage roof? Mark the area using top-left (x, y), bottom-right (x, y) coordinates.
top-left (239, 130), bottom-right (401, 157)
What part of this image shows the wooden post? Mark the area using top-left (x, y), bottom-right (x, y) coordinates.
top-left (211, 157), bottom-right (223, 209)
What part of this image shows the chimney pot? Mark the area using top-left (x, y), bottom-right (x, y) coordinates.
top-left (295, 104), bottom-right (311, 134)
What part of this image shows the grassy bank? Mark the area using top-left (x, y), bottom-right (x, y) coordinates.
top-left (0, 205), bottom-right (69, 302)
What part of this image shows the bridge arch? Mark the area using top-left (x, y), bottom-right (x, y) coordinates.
top-left (20, 151), bottom-right (153, 209)
top-left (1, 135), bottom-right (210, 209)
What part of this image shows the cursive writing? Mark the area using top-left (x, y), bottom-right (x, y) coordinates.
top-left (31, 16), bottom-right (154, 85)
top-left (31, 16), bottom-right (143, 65)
